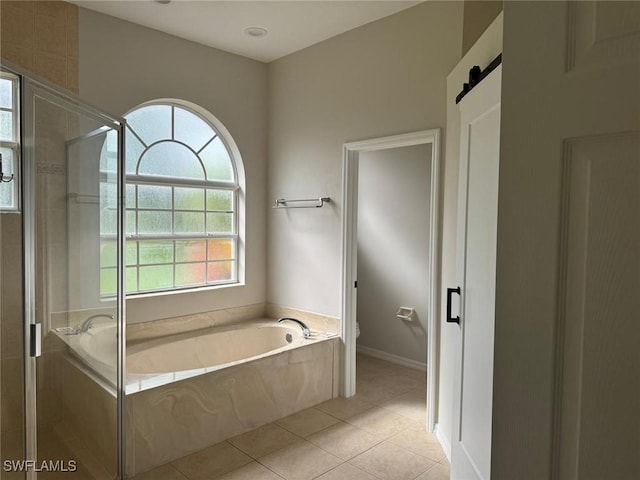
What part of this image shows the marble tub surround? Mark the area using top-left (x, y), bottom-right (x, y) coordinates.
top-left (59, 357), bottom-right (117, 478)
top-left (266, 303), bottom-right (340, 334)
top-left (126, 337), bottom-right (338, 476)
top-left (129, 354), bottom-right (449, 480)
top-left (127, 303), bottom-right (266, 342)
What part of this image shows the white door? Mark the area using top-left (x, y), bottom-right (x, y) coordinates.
top-left (450, 66), bottom-right (502, 480)
top-left (491, 2), bottom-right (640, 478)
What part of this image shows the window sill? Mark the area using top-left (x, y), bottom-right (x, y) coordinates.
top-left (125, 281), bottom-right (244, 300)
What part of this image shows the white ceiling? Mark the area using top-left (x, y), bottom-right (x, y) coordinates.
top-left (75, 1), bottom-right (422, 63)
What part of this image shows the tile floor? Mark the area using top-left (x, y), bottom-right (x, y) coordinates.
top-left (131, 354), bottom-right (449, 480)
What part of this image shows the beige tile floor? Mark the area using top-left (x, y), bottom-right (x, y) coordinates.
top-left (131, 354), bottom-right (449, 480)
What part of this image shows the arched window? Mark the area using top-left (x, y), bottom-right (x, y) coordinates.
top-left (100, 101), bottom-right (244, 295)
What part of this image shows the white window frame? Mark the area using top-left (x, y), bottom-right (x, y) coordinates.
top-left (100, 100), bottom-right (245, 296)
top-left (0, 71), bottom-right (21, 212)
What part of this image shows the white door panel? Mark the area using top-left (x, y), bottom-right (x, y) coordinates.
top-left (492, 2), bottom-right (639, 478)
top-left (558, 133), bottom-right (639, 479)
top-left (452, 65), bottom-right (501, 480)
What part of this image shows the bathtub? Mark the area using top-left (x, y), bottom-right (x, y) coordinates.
top-left (57, 316), bottom-right (340, 475)
top-left (58, 318), bottom-right (337, 394)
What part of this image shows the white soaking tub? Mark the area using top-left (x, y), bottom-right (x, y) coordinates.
top-left (59, 318), bottom-right (337, 394)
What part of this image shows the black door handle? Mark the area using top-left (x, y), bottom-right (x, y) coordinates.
top-left (447, 287), bottom-right (461, 324)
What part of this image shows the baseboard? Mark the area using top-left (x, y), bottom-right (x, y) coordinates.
top-left (356, 344), bottom-right (427, 372)
top-left (435, 423), bottom-right (452, 462)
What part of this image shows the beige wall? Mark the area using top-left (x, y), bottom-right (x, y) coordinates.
top-left (267, 1), bottom-right (463, 318)
top-left (462, 1), bottom-right (503, 56)
top-left (357, 144), bottom-right (432, 364)
top-left (79, 8), bottom-right (269, 323)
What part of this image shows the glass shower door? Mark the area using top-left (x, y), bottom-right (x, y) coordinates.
top-left (22, 77), bottom-right (124, 479)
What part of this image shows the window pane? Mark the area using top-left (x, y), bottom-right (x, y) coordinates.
top-left (174, 107), bottom-right (215, 152)
top-left (176, 263), bottom-right (206, 286)
top-left (125, 127), bottom-right (145, 175)
top-left (207, 239), bottom-right (234, 261)
top-left (138, 142), bottom-right (205, 180)
top-left (0, 181), bottom-right (12, 209)
top-left (0, 111), bottom-right (13, 142)
top-left (201, 137), bottom-right (234, 182)
top-left (100, 208), bottom-right (117, 235)
top-left (126, 210), bottom-right (137, 235)
top-left (206, 189), bottom-right (233, 211)
top-left (206, 213), bottom-right (233, 234)
top-left (175, 212), bottom-right (204, 234)
top-left (138, 184), bottom-right (172, 209)
top-left (125, 104), bottom-right (171, 146)
top-left (99, 130), bottom-right (118, 173)
top-left (101, 240), bottom-right (137, 273)
top-left (139, 264), bottom-right (173, 291)
top-left (176, 240), bottom-right (206, 262)
top-left (126, 267), bottom-right (138, 292)
top-left (100, 241), bottom-right (117, 268)
top-left (207, 261), bottom-right (234, 283)
top-left (126, 241), bottom-right (138, 266)
top-left (0, 147), bottom-right (15, 208)
top-left (100, 182), bottom-right (117, 209)
top-left (175, 187), bottom-right (204, 210)
top-left (0, 78), bottom-right (12, 109)
top-left (126, 184), bottom-right (136, 208)
top-left (138, 211), bottom-right (172, 234)
top-left (101, 268), bottom-right (117, 296)
top-left (139, 241), bottom-right (173, 265)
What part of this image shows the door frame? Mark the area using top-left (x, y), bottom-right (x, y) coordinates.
top-left (340, 129), bottom-right (441, 432)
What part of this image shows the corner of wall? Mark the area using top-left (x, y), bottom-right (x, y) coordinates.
top-left (462, 0), bottom-right (503, 57)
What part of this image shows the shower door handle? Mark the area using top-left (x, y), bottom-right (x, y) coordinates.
top-left (30, 323), bottom-right (42, 357)
top-left (446, 287), bottom-right (461, 324)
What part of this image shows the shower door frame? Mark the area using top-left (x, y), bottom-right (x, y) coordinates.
top-left (2, 59), bottom-right (127, 479)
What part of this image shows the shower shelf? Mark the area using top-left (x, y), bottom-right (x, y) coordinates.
top-left (272, 197), bottom-right (331, 209)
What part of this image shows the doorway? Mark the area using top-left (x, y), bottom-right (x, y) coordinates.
top-left (341, 129), bottom-right (441, 432)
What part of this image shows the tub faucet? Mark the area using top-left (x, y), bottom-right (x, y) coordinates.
top-left (278, 317), bottom-right (311, 339)
top-left (76, 313), bottom-right (115, 334)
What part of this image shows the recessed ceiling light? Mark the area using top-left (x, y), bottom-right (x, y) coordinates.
top-left (244, 27), bottom-right (268, 38)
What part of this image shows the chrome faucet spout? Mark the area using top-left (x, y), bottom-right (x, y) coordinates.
top-left (76, 313), bottom-right (115, 334)
top-left (278, 317), bottom-right (311, 339)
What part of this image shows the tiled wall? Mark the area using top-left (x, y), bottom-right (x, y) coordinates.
top-left (127, 303), bottom-right (268, 342)
top-left (266, 304), bottom-right (340, 334)
top-left (0, 0), bottom-right (79, 93)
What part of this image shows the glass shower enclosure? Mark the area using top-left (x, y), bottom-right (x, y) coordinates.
top-left (0, 62), bottom-right (125, 479)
